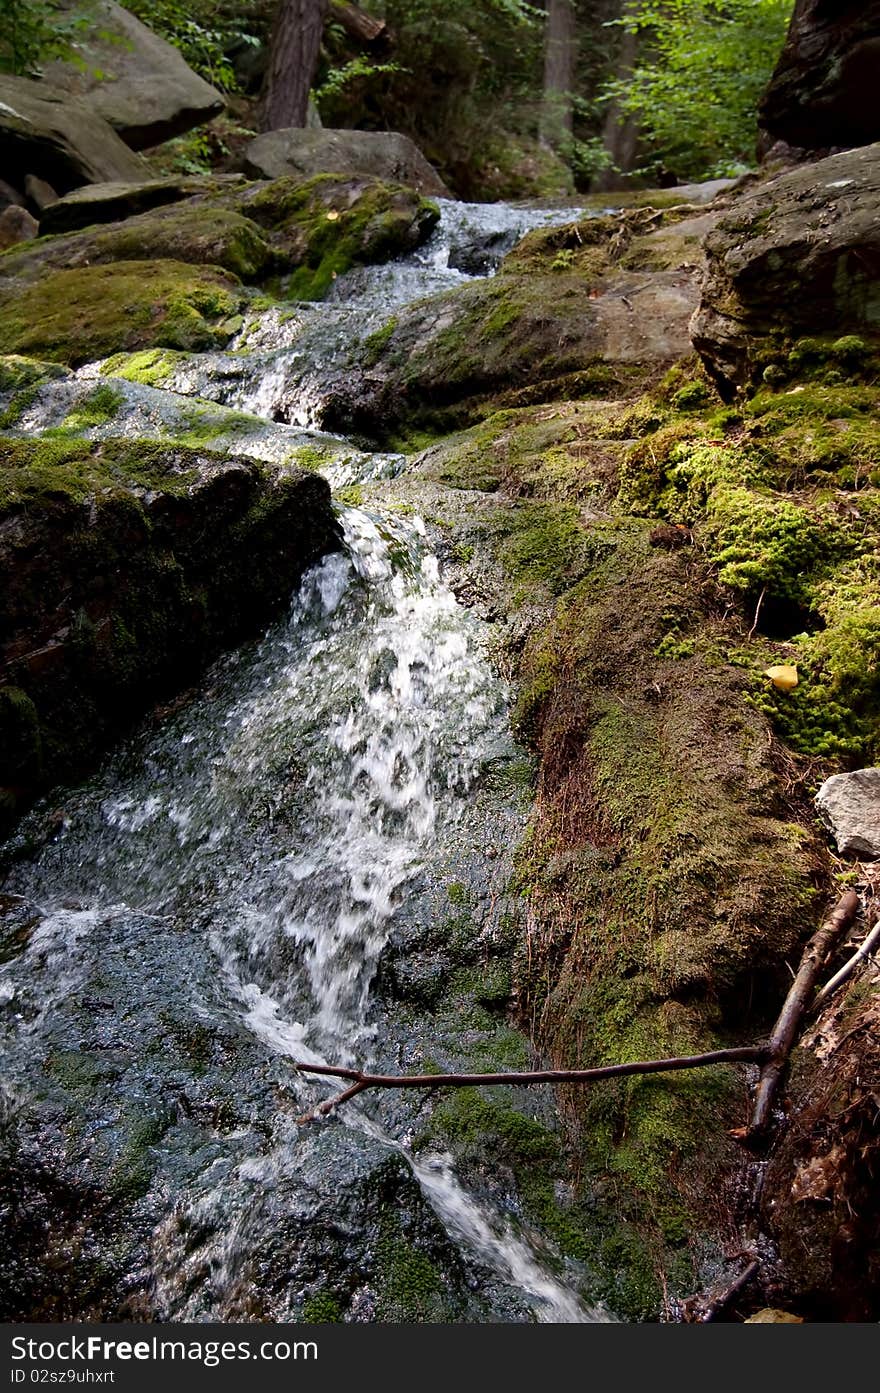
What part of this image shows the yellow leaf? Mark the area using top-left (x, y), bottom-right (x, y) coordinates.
top-left (764, 664), bottom-right (798, 692)
top-left (326, 209), bottom-right (340, 221)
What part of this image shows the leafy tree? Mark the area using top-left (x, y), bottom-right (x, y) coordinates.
top-left (603, 0), bottom-right (794, 181)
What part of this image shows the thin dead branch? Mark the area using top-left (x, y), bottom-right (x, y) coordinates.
top-left (746, 888), bottom-right (860, 1145)
top-left (683, 1257), bottom-right (761, 1323)
top-left (293, 1045), bottom-right (768, 1123)
top-left (812, 912), bottom-right (880, 1009)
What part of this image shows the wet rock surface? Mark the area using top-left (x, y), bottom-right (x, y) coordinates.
top-left (0, 438), bottom-right (341, 829)
top-left (692, 143), bottom-right (880, 392)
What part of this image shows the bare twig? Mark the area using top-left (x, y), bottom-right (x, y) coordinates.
top-left (748, 586), bottom-right (766, 641)
top-left (292, 1046), bottom-right (768, 1124)
top-left (812, 913), bottom-right (880, 1010)
top-left (684, 1258), bottom-right (761, 1323)
top-left (746, 889), bottom-right (860, 1145)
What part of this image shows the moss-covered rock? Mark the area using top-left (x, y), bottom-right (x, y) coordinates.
top-left (0, 261), bottom-right (247, 367)
top-left (386, 379), bottom-right (828, 1314)
top-left (692, 143), bottom-right (880, 393)
top-left (40, 175), bottom-right (249, 237)
top-left (0, 436), bottom-right (341, 830)
top-left (322, 215), bottom-right (701, 441)
top-left (1, 174), bottom-right (439, 309)
top-left (227, 173), bottom-right (440, 300)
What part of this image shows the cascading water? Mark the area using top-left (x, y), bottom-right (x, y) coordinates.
top-left (1, 198), bottom-right (611, 1323)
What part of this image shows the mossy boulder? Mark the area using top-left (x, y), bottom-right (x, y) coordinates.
top-left (225, 173), bottom-right (440, 299)
top-left (692, 143), bottom-right (880, 393)
top-left (322, 217), bottom-right (700, 440)
top-left (0, 436), bottom-right (341, 829)
top-left (0, 175), bottom-right (440, 338)
top-left (0, 261), bottom-right (247, 367)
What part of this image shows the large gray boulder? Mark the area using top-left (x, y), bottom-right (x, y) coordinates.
top-left (242, 128), bottom-right (451, 198)
top-left (0, 74), bottom-right (147, 193)
top-left (691, 143), bottom-right (880, 393)
top-left (816, 769), bottom-right (880, 859)
top-left (758, 1), bottom-right (880, 157)
top-left (43, 1), bottom-right (224, 149)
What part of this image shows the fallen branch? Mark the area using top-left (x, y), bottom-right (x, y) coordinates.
top-left (812, 912), bottom-right (880, 1010)
top-left (683, 1257), bottom-right (761, 1323)
top-left (292, 1046), bottom-right (768, 1123)
top-left (746, 888), bottom-right (860, 1145)
top-left (331, 2), bottom-right (388, 45)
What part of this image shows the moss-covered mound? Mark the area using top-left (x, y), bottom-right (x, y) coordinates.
top-left (0, 174), bottom-right (439, 300)
top-left (0, 436), bottom-right (341, 831)
top-left (383, 351), bottom-right (880, 1313)
top-left (227, 173), bottom-right (440, 299)
top-left (322, 214), bottom-right (703, 442)
top-left (0, 261), bottom-right (247, 367)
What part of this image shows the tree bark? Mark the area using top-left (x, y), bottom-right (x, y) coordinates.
top-left (260, 0), bottom-right (330, 133)
top-left (540, 0), bottom-right (578, 152)
top-left (594, 1), bottom-right (639, 191)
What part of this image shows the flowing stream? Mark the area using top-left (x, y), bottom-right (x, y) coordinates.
top-left (1, 200), bottom-right (610, 1322)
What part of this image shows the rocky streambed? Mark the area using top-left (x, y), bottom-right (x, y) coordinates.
top-left (2, 152), bottom-right (880, 1322)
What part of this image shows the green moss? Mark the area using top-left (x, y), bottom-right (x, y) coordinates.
top-left (376, 1213), bottom-right (445, 1323)
top-left (290, 445), bottom-right (335, 472)
top-left (0, 262), bottom-right (245, 367)
top-left (0, 355), bottom-right (67, 428)
top-left (108, 1110), bottom-right (169, 1202)
top-left (611, 374), bottom-right (880, 760)
top-left (100, 348), bottom-right (189, 387)
top-left (301, 1291), bottom-right (343, 1323)
top-left (0, 435), bottom-right (201, 509)
top-left (169, 404), bottom-right (264, 448)
top-left (428, 1087), bottom-right (560, 1167)
top-left (497, 501), bottom-right (603, 601)
top-left (0, 686), bottom-right (42, 786)
top-left (243, 176), bottom-right (439, 302)
top-left (54, 384), bottom-right (125, 434)
top-left (361, 316), bottom-right (398, 366)
top-left (335, 484), bottom-right (363, 507)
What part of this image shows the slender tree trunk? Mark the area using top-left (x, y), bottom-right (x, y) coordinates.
top-left (540, 0), bottom-right (578, 152)
top-left (260, 0), bottom-right (329, 133)
top-left (594, 1), bottom-right (639, 190)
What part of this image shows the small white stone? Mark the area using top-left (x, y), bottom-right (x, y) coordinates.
top-left (816, 768), bottom-right (880, 858)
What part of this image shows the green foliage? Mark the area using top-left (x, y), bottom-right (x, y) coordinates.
top-left (605, 0), bottom-right (794, 180)
top-left (125, 0), bottom-right (256, 92)
top-left (0, 0), bottom-right (94, 75)
top-left (333, 1), bottom-right (545, 196)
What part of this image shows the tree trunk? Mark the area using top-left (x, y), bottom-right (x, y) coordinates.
top-left (594, 1), bottom-right (639, 191)
top-left (260, 0), bottom-right (329, 133)
top-left (540, 0), bottom-right (578, 152)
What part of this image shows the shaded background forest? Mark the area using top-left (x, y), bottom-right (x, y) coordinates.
top-left (1, 1), bottom-right (795, 199)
